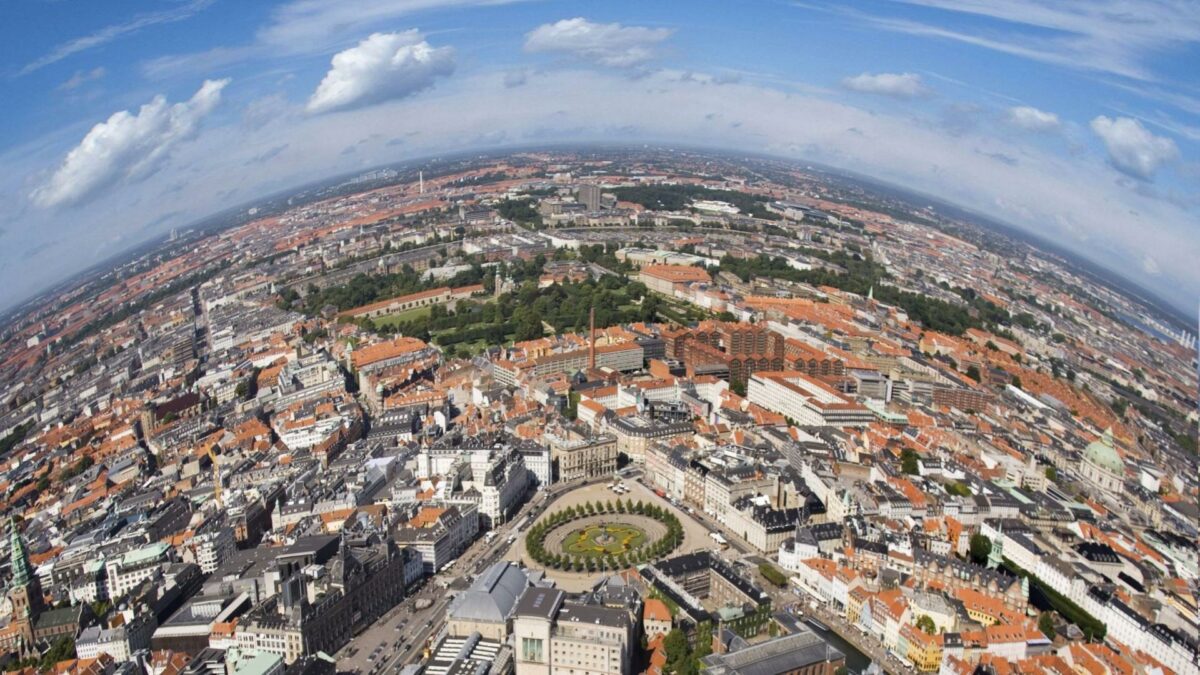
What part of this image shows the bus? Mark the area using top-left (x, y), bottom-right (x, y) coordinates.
top-left (710, 532), bottom-right (729, 550)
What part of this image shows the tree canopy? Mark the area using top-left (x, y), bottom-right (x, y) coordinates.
top-left (969, 533), bottom-right (992, 565)
top-left (717, 253), bottom-right (1004, 336)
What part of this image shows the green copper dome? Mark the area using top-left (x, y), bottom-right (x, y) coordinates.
top-left (1084, 428), bottom-right (1124, 474)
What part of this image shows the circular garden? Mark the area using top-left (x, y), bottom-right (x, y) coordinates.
top-left (526, 499), bottom-right (683, 573)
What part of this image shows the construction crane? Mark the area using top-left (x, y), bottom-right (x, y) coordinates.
top-left (206, 446), bottom-right (222, 508)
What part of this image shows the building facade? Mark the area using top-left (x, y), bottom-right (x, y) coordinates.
top-left (512, 588), bottom-right (632, 675)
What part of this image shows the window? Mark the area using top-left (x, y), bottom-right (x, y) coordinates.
top-left (521, 637), bottom-right (544, 663)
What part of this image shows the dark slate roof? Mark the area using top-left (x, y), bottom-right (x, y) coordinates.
top-left (513, 587), bottom-right (564, 620)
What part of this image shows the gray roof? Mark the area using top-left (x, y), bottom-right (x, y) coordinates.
top-left (701, 630), bottom-right (844, 675)
top-left (447, 561), bottom-right (530, 624)
top-left (556, 602), bottom-right (630, 629)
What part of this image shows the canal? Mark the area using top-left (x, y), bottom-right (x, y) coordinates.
top-left (807, 622), bottom-right (873, 674)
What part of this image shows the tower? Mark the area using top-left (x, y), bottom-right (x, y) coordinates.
top-left (207, 446), bottom-right (223, 508)
top-left (7, 519), bottom-right (45, 655)
top-left (419, 171), bottom-right (424, 194)
top-left (588, 307), bottom-right (596, 371)
top-left (578, 184), bottom-right (601, 212)
top-left (139, 403), bottom-right (157, 437)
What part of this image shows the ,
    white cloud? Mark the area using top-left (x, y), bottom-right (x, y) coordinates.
top-left (524, 18), bottom-right (673, 68)
top-left (1006, 106), bottom-right (1060, 132)
top-left (841, 72), bottom-right (929, 98)
top-left (834, 0), bottom-right (1200, 82)
top-left (58, 67), bottom-right (108, 92)
top-left (144, 0), bottom-right (531, 77)
top-left (307, 31), bottom-right (455, 114)
top-left (260, 0), bottom-right (528, 49)
top-left (21, 0), bottom-right (214, 75)
top-left (1089, 115), bottom-right (1180, 179)
top-left (1142, 254), bottom-right (1161, 276)
top-left (30, 79), bottom-right (229, 209)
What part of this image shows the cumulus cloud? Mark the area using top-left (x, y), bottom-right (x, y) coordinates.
top-left (307, 30), bottom-right (455, 114)
top-left (524, 18), bottom-right (673, 68)
top-left (1089, 115), bottom-right (1180, 179)
top-left (841, 72), bottom-right (929, 98)
top-left (30, 79), bottom-right (229, 209)
top-left (1006, 105), bottom-right (1060, 132)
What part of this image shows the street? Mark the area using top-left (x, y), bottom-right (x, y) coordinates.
top-left (335, 585), bottom-right (452, 675)
top-left (633, 476), bottom-right (912, 675)
top-left (335, 476), bottom-right (614, 674)
top-left (338, 470), bottom-right (915, 675)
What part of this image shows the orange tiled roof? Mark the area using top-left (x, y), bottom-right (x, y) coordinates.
top-left (643, 598), bottom-right (671, 623)
top-left (352, 337), bottom-right (430, 370)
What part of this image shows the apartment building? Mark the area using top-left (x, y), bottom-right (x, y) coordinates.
top-left (608, 415), bottom-right (692, 466)
top-left (393, 503), bottom-right (480, 574)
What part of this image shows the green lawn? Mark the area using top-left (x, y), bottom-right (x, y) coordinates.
top-left (438, 338), bottom-right (491, 357)
top-left (372, 305), bottom-right (432, 327)
top-left (562, 524), bottom-right (647, 558)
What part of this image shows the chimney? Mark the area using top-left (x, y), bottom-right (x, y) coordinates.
top-left (589, 307), bottom-right (596, 371)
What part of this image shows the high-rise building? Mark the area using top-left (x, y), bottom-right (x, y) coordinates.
top-left (577, 185), bottom-right (601, 212)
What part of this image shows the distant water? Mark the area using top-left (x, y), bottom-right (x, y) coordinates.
top-left (1117, 311), bottom-right (1175, 344)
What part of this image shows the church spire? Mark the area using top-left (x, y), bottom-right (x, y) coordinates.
top-left (9, 518), bottom-right (31, 592)
top-left (986, 527), bottom-right (1004, 570)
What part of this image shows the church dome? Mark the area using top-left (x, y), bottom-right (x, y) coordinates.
top-left (1084, 428), bottom-right (1124, 474)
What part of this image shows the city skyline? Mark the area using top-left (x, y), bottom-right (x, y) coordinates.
top-left (1, 0), bottom-right (1199, 315)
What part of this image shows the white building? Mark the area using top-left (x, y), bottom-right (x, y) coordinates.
top-left (464, 449), bottom-right (529, 529)
top-left (747, 371), bottom-right (874, 427)
top-left (105, 543), bottom-right (171, 599)
top-left (521, 446), bottom-right (553, 488)
top-left (75, 611), bottom-right (156, 662)
top-left (192, 527), bottom-right (237, 574)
